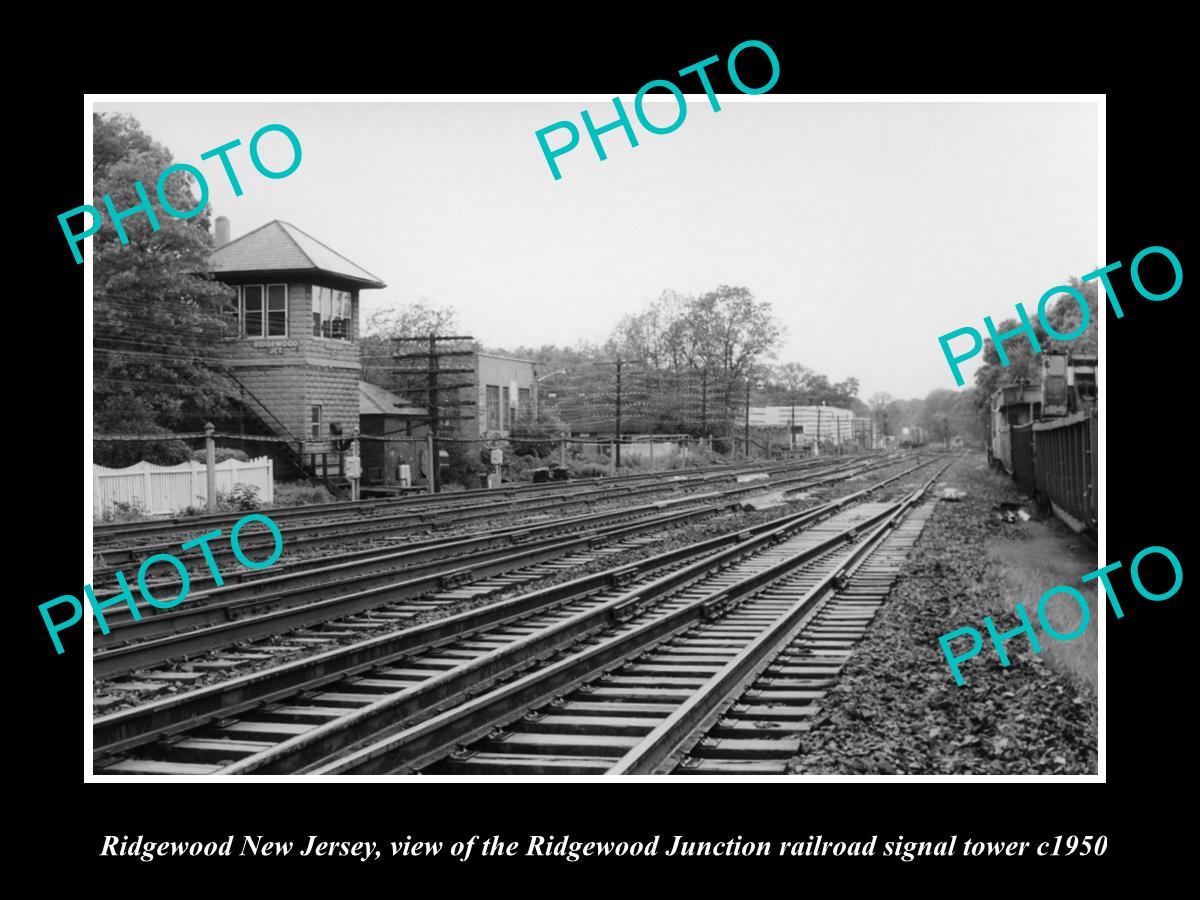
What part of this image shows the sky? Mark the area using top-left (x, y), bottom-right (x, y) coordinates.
top-left (95, 99), bottom-right (1099, 400)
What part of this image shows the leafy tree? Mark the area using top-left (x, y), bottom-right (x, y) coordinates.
top-left (972, 276), bottom-right (1098, 413)
top-left (773, 362), bottom-right (811, 396)
top-left (868, 391), bottom-right (893, 436)
top-left (359, 299), bottom-right (468, 396)
top-left (692, 285), bottom-right (785, 418)
top-left (595, 285), bottom-right (785, 437)
top-left (91, 113), bottom-right (236, 466)
top-left (834, 377), bottom-right (861, 402)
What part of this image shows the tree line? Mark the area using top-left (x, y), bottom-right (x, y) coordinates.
top-left (90, 113), bottom-right (1093, 468)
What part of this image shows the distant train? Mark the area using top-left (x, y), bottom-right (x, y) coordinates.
top-left (988, 353), bottom-right (1097, 533)
top-left (899, 425), bottom-right (927, 448)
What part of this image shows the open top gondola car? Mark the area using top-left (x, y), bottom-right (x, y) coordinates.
top-left (1031, 353), bottom-right (1097, 533)
top-left (988, 382), bottom-right (1041, 487)
top-left (989, 353), bottom-right (1097, 534)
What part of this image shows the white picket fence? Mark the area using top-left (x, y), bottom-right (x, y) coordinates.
top-left (94, 457), bottom-right (274, 518)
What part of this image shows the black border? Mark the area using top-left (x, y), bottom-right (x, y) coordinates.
top-left (24, 27), bottom-right (1187, 884)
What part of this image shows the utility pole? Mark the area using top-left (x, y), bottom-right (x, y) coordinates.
top-left (816, 402), bottom-right (822, 457)
top-left (204, 422), bottom-right (216, 513)
top-left (391, 334), bottom-right (476, 494)
top-left (700, 367), bottom-right (708, 436)
top-left (615, 354), bottom-right (622, 468)
top-left (744, 378), bottom-right (751, 458)
top-left (427, 335), bottom-right (439, 493)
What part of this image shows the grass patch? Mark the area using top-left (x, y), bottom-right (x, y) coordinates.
top-left (985, 521), bottom-right (1098, 696)
top-left (271, 482), bottom-right (337, 507)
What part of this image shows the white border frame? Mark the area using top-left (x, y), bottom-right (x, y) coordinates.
top-left (82, 92), bottom-right (1105, 785)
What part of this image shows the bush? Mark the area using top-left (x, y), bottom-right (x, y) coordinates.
top-left (445, 441), bottom-right (486, 488)
top-left (504, 453), bottom-right (552, 483)
top-left (272, 482), bottom-right (336, 508)
top-left (191, 447), bottom-right (251, 463)
top-left (95, 438), bottom-right (193, 468)
top-left (508, 430), bottom-right (558, 458)
top-left (99, 497), bottom-right (149, 523)
top-left (572, 462), bottom-right (608, 479)
top-left (216, 483), bottom-right (261, 512)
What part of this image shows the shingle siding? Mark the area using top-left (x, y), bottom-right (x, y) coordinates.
top-left (218, 279), bottom-right (362, 453)
top-left (207, 223), bottom-right (383, 468)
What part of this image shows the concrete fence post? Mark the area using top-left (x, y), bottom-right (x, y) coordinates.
top-left (204, 422), bottom-right (217, 513)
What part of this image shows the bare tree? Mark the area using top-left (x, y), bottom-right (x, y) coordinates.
top-left (868, 391), bottom-right (893, 439)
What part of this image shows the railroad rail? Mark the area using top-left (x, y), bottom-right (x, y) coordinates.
top-left (94, 457), bottom-right (844, 550)
top-left (92, 455), bottom-right (946, 774)
top-left (93, 454), bottom-right (915, 679)
top-left (313, 466), bottom-right (947, 776)
top-left (92, 462), bottom-right (751, 543)
top-left (662, 505), bottom-right (935, 775)
top-left (91, 455), bottom-right (869, 578)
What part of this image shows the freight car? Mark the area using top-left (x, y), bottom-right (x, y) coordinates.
top-left (988, 353), bottom-right (1097, 533)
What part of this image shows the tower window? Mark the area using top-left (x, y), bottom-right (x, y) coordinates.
top-left (240, 284), bottom-right (287, 338)
top-left (313, 286), bottom-right (352, 340)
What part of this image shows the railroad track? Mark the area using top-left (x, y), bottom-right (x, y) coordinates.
top-left (314, 468), bottom-right (946, 776)
top-left (92, 454), bottom-right (915, 679)
top-left (92, 460), bottom-right (770, 544)
top-left (662, 505), bottom-right (934, 775)
top-left (92, 456), bottom-right (946, 775)
top-left (91, 455), bottom-right (868, 578)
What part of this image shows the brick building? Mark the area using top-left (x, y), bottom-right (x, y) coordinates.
top-left (209, 217), bottom-right (386, 480)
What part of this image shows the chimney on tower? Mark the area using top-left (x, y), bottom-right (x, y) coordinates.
top-left (215, 216), bottom-right (231, 248)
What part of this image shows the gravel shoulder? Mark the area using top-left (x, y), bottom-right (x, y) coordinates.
top-left (790, 451), bottom-right (1098, 775)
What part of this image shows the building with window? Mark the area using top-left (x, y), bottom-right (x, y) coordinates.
top-left (358, 380), bottom-right (431, 489)
top-left (209, 217), bottom-right (386, 475)
top-left (470, 353), bottom-right (539, 438)
top-left (748, 405), bottom-right (856, 448)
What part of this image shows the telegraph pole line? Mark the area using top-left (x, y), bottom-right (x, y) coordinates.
top-left (428, 335), bottom-right (440, 493)
top-left (615, 355), bottom-right (622, 468)
top-left (744, 378), bottom-right (751, 458)
top-left (391, 334), bottom-right (476, 494)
